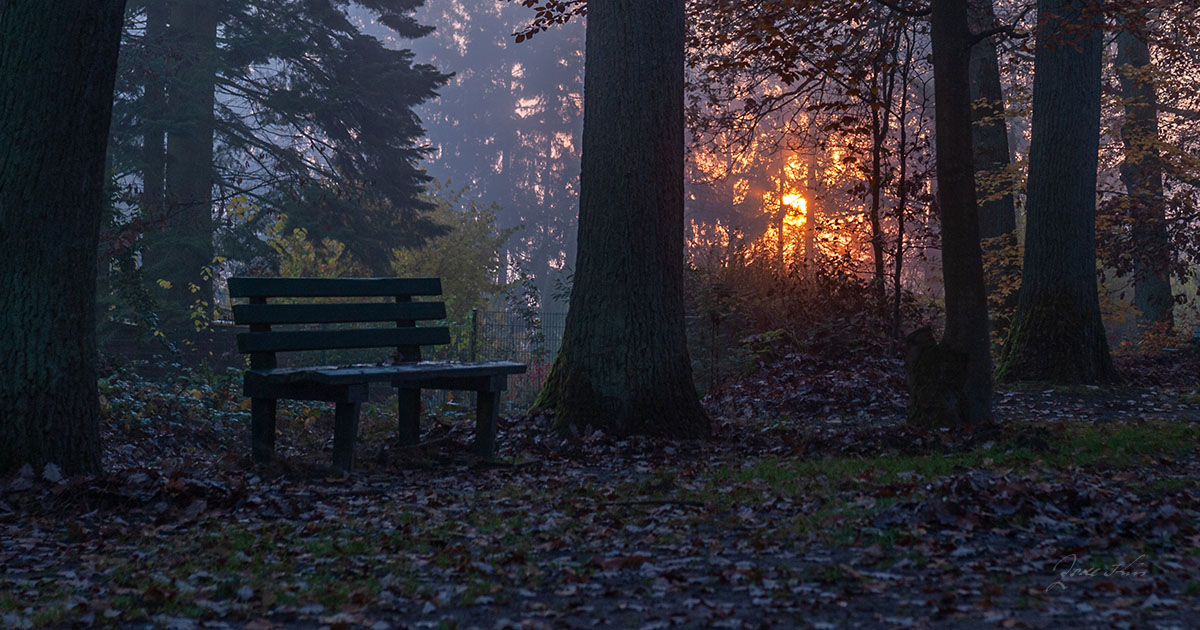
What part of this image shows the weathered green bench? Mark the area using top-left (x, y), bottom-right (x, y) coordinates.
top-left (228, 277), bottom-right (526, 471)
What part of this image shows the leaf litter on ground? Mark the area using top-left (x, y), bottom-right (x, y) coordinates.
top-left (1, 353), bottom-right (1198, 628)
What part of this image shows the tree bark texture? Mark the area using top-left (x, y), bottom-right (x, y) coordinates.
top-left (0, 0), bottom-right (127, 475)
top-left (145, 0), bottom-right (218, 334)
top-left (926, 0), bottom-right (993, 425)
top-left (1116, 16), bottom-right (1173, 329)
top-left (967, 0), bottom-right (1017, 239)
top-left (536, 0), bottom-right (709, 438)
top-left (998, 0), bottom-right (1114, 383)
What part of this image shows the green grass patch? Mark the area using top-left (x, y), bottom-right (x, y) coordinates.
top-left (1059, 421), bottom-right (1198, 467)
top-left (711, 421), bottom-right (1198, 498)
top-left (698, 420), bottom-right (1198, 543)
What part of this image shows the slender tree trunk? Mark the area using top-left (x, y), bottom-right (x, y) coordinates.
top-left (535, 0), bottom-right (708, 438)
top-left (892, 91), bottom-right (910, 340)
top-left (920, 0), bottom-right (993, 425)
top-left (0, 0), bottom-right (127, 475)
top-left (146, 0), bottom-right (217, 335)
top-left (998, 0), bottom-right (1114, 383)
top-left (804, 152), bottom-right (818, 267)
top-left (893, 188), bottom-right (906, 339)
top-left (142, 0), bottom-right (168, 222)
top-left (868, 104), bottom-right (888, 310)
top-left (1116, 14), bottom-right (1172, 329)
top-left (776, 156), bottom-right (785, 270)
top-left (967, 0), bottom-right (1016, 239)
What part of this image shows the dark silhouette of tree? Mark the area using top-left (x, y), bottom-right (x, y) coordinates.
top-left (908, 0), bottom-right (993, 426)
top-left (998, 0), bottom-right (1115, 383)
top-left (146, 0), bottom-right (218, 331)
top-left (968, 0), bottom-right (1016, 239)
top-left (532, 0), bottom-right (709, 438)
top-left (1116, 10), bottom-right (1173, 329)
top-left (0, 0), bottom-right (128, 475)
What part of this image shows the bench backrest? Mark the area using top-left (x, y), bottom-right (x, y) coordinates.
top-left (228, 277), bottom-right (449, 369)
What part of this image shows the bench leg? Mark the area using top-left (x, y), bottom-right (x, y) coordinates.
top-left (333, 402), bottom-right (360, 472)
top-left (396, 388), bottom-right (421, 445)
top-left (251, 398), bottom-right (277, 463)
top-left (475, 390), bottom-right (499, 459)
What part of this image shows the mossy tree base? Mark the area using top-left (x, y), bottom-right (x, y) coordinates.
top-left (999, 0), bottom-right (1113, 387)
top-left (997, 290), bottom-right (1116, 384)
top-left (535, 339), bottom-right (710, 440)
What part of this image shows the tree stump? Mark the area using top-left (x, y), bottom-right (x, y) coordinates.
top-left (905, 326), bottom-right (970, 428)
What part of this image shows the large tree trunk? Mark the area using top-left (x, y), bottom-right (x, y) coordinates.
top-left (921, 0), bottom-right (993, 425)
top-left (998, 0), bottom-right (1114, 383)
top-left (145, 0), bottom-right (217, 336)
top-left (1116, 14), bottom-right (1173, 329)
top-left (967, 0), bottom-right (1016, 239)
top-left (535, 0), bottom-right (708, 438)
top-left (0, 0), bottom-right (127, 475)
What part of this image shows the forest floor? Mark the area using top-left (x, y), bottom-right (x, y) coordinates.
top-left (2, 351), bottom-right (1199, 629)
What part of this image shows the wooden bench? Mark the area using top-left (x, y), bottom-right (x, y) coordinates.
top-left (228, 276), bottom-right (526, 471)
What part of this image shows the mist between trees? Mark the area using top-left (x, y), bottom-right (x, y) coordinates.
top-left (4, 0), bottom-right (1196, 472)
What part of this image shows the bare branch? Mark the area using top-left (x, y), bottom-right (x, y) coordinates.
top-left (873, 0), bottom-right (931, 18)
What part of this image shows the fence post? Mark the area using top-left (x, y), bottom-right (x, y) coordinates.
top-left (470, 308), bottom-right (478, 362)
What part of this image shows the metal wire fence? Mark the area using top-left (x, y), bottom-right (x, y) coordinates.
top-left (426, 310), bottom-right (565, 412)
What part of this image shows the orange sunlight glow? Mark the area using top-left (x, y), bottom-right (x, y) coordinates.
top-left (781, 193), bottom-right (806, 228)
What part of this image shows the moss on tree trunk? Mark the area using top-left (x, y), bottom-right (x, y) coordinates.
top-left (997, 288), bottom-right (1114, 383)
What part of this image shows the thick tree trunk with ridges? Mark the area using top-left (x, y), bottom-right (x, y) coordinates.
top-left (536, 0), bottom-right (708, 438)
top-left (998, 0), bottom-right (1114, 384)
top-left (0, 0), bottom-right (127, 475)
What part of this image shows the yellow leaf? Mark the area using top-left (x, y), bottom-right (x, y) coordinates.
top-left (157, 279), bottom-right (173, 289)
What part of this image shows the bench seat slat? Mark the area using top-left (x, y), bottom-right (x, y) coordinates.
top-left (232, 301), bottom-right (446, 325)
top-left (237, 327), bottom-right (450, 353)
top-left (228, 277), bottom-right (442, 298)
top-left (248, 361), bottom-right (526, 386)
